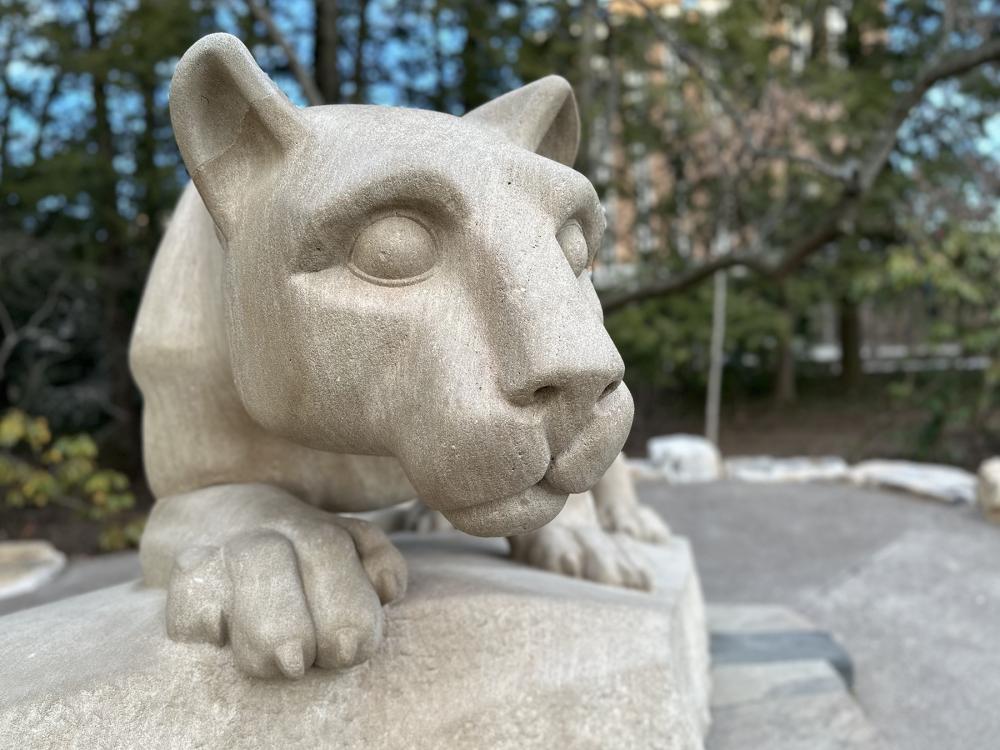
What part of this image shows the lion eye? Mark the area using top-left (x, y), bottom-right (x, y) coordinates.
top-left (349, 215), bottom-right (437, 285)
top-left (556, 221), bottom-right (589, 276)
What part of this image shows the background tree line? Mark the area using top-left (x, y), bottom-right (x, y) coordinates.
top-left (0, 0), bottom-right (997, 549)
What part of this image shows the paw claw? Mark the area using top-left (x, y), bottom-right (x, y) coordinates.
top-left (275, 640), bottom-right (306, 679)
top-left (335, 630), bottom-right (359, 666)
top-left (376, 569), bottom-right (405, 604)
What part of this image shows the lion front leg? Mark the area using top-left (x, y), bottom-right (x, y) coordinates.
top-left (591, 453), bottom-right (671, 544)
top-left (507, 491), bottom-right (653, 591)
top-left (140, 483), bottom-right (407, 679)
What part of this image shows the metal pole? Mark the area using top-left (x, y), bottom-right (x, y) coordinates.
top-left (704, 267), bottom-right (727, 444)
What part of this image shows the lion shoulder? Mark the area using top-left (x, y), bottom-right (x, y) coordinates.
top-left (129, 183), bottom-right (415, 509)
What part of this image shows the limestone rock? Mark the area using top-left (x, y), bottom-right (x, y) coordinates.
top-left (647, 435), bottom-right (722, 484)
top-left (724, 456), bottom-right (849, 484)
top-left (131, 33), bottom-right (640, 677)
top-left (977, 458), bottom-right (1000, 522)
top-left (135, 33), bottom-right (633, 539)
top-left (626, 455), bottom-right (669, 482)
top-left (0, 535), bottom-right (711, 750)
top-left (849, 460), bottom-right (976, 504)
top-left (0, 540), bottom-right (65, 601)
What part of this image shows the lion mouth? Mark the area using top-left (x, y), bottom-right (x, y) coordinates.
top-left (440, 477), bottom-right (567, 537)
top-left (426, 381), bottom-right (633, 537)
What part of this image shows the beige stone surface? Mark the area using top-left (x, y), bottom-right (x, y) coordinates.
top-left (707, 603), bottom-right (815, 634)
top-left (0, 536), bottom-right (710, 750)
top-left (0, 540), bottom-right (65, 601)
top-left (132, 32), bottom-right (632, 531)
top-left (400, 454), bottom-right (672, 589)
top-left (724, 456), bottom-right (849, 484)
top-left (128, 32), bottom-right (645, 677)
top-left (708, 661), bottom-right (887, 750)
top-left (646, 435), bottom-right (722, 484)
top-left (849, 459), bottom-right (976, 504)
top-left (593, 451), bottom-right (672, 542)
top-left (977, 457), bottom-right (1000, 521)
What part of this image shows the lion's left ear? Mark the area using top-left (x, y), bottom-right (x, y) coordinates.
top-left (463, 76), bottom-right (580, 168)
top-left (170, 33), bottom-right (307, 238)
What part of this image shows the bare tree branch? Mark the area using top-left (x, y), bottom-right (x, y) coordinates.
top-left (0, 273), bottom-right (67, 379)
top-left (753, 148), bottom-right (858, 182)
top-left (244, 0), bottom-right (324, 106)
top-left (601, 11), bottom-right (1000, 314)
top-left (600, 251), bottom-right (769, 310)
top-left (858, 33), bottom-right (1000, 191)
top-left (633, 0), bottom-right (856, 183)
top-left (942, 0), bottom-right (958, 42)
top-left (634, 0), bottom-right (743, 130)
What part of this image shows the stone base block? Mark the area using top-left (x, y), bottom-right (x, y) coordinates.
top-left (706, 604), bottom-right (886, 750)
top-left (0, 534), bottom-right (709, 749)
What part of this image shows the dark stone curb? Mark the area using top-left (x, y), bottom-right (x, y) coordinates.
top-left (711, 629), bottom-right (855, 688)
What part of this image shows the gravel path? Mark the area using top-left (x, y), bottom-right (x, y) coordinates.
top-left (641, 479), bottom-right (1000, 750)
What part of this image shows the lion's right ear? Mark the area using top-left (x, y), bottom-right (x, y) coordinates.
top-left (169, 33), bottom-right (306, 238)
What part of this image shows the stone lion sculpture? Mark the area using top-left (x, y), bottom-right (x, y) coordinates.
top-left (131, 33), bottom-right (669, 680)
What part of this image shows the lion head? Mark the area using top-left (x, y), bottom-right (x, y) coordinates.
top-left (168, 34), bottom-right (633, 536)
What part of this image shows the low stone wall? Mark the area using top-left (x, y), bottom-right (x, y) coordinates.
top-left (0, 534), bottom-right (710, 749)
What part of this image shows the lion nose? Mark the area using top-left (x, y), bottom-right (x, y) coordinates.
top-left (506, 354), bottom-right (625, 414)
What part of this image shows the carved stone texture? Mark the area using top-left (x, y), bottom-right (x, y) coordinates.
top-left (977, 457), bottom-right (1000, 522)
top-left (0, 536), bottom-right (710, 750)
top-left (0, 541), bottom-right (65, 601)
top-left (130, 32), bottom-right (643, 678)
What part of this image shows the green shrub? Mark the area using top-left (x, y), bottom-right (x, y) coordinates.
top-left (0, 409), bottom-right (144, 551)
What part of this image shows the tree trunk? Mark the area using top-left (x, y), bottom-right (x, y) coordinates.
top-left (428, 0), bottom-right (447, 111)
top-left (248, 0), bottom-right (323, 106)
top-left (86, 0), bottom-right (142, 475)
top-left (704, 270), bottom-right (728, 444)
top-left (774, 300), bottom-right (797, 405)
top-left (138, 79), bottom-right (159, 236)
top-left (839, 295), bottom-right (863, 392)
top-left (459, 4), bottom-right (490, 110)
top-left (85, 0), bottom-right (118, 238)
top-left (0, 42), bottom-right (13, 186)
top-left (809, 2), bottom-right (828, 62)
top-left (775, 336), bottom-right (797, 405)
top-left (577, 0), bottom-right (597, 176)
top-left (31, 71), bottom-right (64, 167)
top-left (314, 0), bottom-right (341, 103)
top-left (351, 0), bottom-right (370, 103)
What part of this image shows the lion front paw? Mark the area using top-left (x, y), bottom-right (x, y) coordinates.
top-left (399, 500), bottom-right (454, 533)
top-left (165, 516), bottom-right (406, 679)
top-left (597, 502), bottom-right (671, 545)
top-left (509, 525), bottom-right (652, 591)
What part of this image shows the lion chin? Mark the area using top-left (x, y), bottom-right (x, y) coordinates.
top-left (441, 481), bottom-right (568, 537)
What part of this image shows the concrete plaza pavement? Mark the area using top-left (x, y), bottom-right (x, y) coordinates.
top-left (642, 479), bottom-right (1000, 750)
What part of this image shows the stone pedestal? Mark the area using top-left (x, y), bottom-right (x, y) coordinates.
top-left (0, 535), bottom-right (709, 749)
